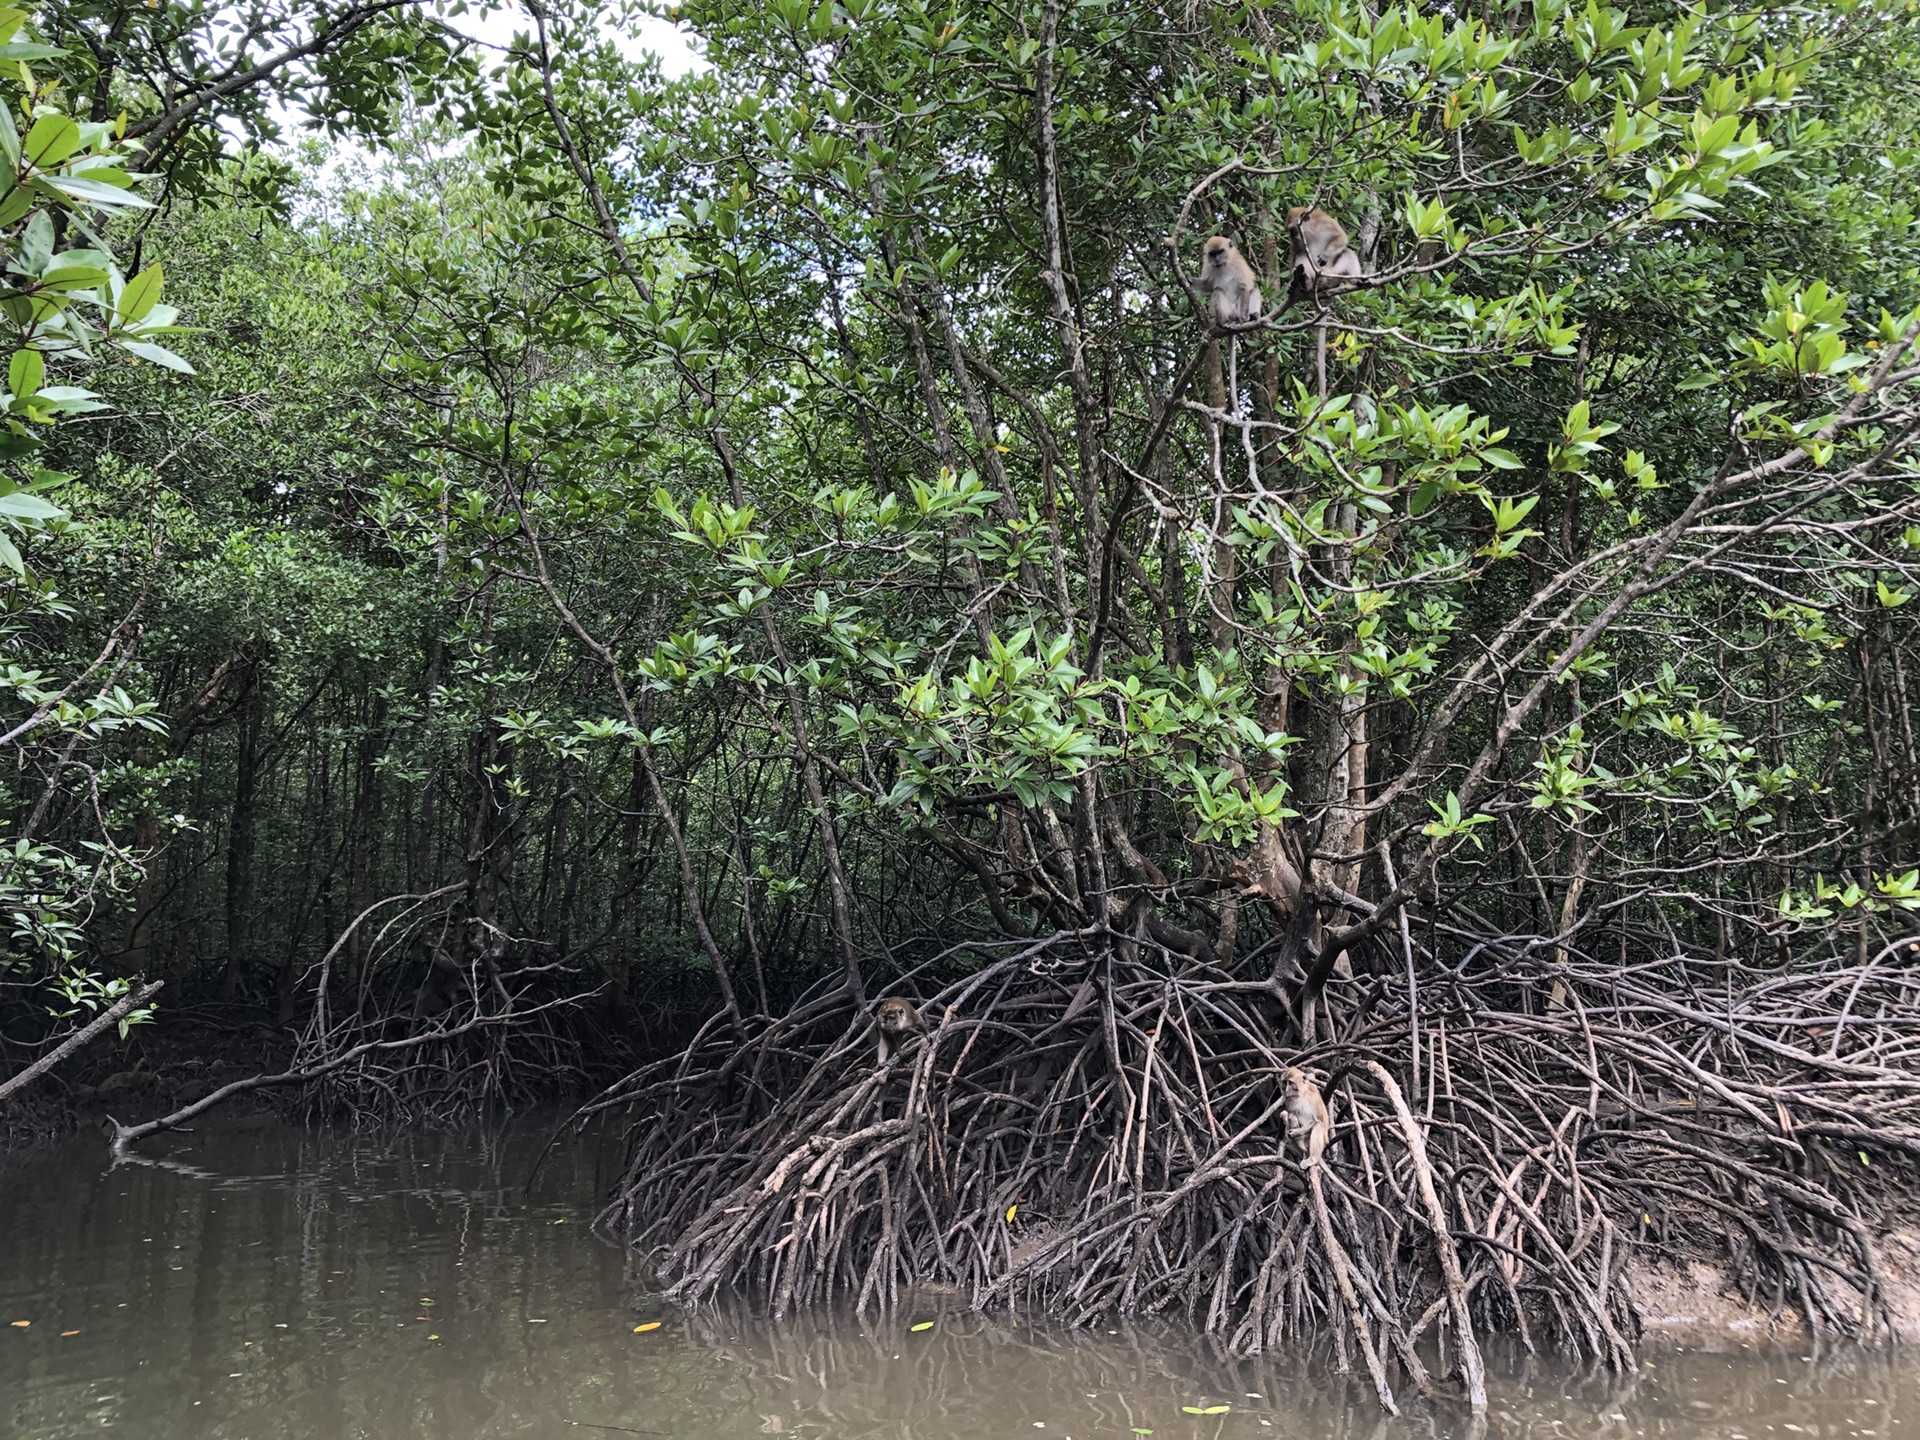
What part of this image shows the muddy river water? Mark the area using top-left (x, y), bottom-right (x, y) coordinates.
top-left (0, 1119), bottom-right (1909, 1439)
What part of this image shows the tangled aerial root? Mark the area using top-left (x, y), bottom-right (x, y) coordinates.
top-left (587, 924), bottom-right (1920, 1412)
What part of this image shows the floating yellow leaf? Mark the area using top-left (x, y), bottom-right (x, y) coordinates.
top-left (9, 1321), bottom-right (27, 1329)
top-left (910, 1321), bottom-right (934, 1332)
top-left (634, 1321), bottom-right (662, 1333)
top-left (60, 1330), bottom-right (78, 1337)
top-left (1181, 1405), bottom-right (1230, 1415)
top-left (1005, 1204), bottom-right (1018, 1223)
top-left (427, 1334), bottom-right (439, 1340)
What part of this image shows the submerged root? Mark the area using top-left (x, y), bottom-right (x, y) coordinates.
top-left (591, 925), bottom-right (1920, 1411)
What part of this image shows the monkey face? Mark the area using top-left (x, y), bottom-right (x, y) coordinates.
top-left (1201, 235), bottom-right (1235, 271)
top-left (875, 997), bottom-right (923, 1034)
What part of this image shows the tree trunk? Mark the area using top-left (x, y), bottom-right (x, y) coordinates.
top-left (219, 676), bottom-right (265, 1001)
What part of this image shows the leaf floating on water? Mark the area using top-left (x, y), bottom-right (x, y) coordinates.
top-left (1181, 1405), bottom-right (1231, 1415)
top-left (427, 1334), bottom-right (439, 1340)
top-left (909, 1321), bottom-right (934, 1332)
top-left (1131, 1430), bottom-right (1155, 1436)
top-left (419, 1298), bottom-right (435, 1306)
top-left (633, 1321), bottom-right (662, 1332)
top-left (1006, 1204), bottom-right (1018, 1223)
top-left (60, 1330), bottom-right (78, 1337)
top-left (9, 1321), bottom-right (27, 1328)
top-left (554, 1219), bottom-right (568, 1224)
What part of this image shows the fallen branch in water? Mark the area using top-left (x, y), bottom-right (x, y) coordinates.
top-left (107, 988), bottom-right (591, 1153)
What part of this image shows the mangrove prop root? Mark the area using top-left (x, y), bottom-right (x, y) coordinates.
top-left (592, 927), bottom-right (1920, 1413)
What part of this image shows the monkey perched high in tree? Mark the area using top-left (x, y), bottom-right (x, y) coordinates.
top-left (1285, 207), bottom-right (1366, 398)
top-left (1197, 235), bottom-right (1263, 412)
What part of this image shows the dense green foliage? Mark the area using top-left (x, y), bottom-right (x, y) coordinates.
top-left (3, 0), bottom-right (1919, 1079)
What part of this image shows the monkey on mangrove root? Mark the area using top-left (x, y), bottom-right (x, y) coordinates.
top-left (873, 995), bottom-right (925, 1063)
top-left (1282, 1066), bottom-right (1330, 1168)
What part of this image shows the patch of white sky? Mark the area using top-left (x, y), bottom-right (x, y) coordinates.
top-left (228, 2), bottom-right (709, 187)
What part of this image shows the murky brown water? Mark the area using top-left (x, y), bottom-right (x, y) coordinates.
top-left (0, 1119), bottom-right (1910, 1440)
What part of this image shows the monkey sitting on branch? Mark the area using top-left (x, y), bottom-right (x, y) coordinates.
top-left (1285, 206), bottom-right (1365, 298)
top-left (1196, 235), bottom-right (1263, 413)
top-left (1198, 234), bottom-right (1263, 327)
top-left (872, 995), bottom-right (925, 1064)
top-left (1284, 206), bottom-right (1367, 400)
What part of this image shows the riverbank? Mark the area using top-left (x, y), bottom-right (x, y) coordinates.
top-left (4, 1118), bottom-right (1915, 1440)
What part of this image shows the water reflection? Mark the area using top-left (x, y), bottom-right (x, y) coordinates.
top-left (0, 1119), bottom-right (1907, 1440)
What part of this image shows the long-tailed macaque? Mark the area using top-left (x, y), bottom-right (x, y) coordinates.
top-left (1285, 207), bottom-right (1364, 293)
top-left (1198, 235), bottom-right (1263, 327)
top-left (1282, 1066), bottom-right (1330, 1168)
top-left (1285, 208), bottom-right (1365, 401)
top-left (873, 995), bottom-right (925, 1063)
top-left (1198, 235), bottom-right (1263, 414)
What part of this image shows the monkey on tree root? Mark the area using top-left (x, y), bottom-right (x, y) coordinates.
top-left (872, 995), bottom-right (925, 1063)
top-left (1197, 235), bottom-right (1263, 414)
top-left (1282, 1065), bottom-right (1330, 1168)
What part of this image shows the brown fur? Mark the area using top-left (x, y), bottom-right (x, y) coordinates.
top-left (1282, 1065), bottom-right (1330, 1168)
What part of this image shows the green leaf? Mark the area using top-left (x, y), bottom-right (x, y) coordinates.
top-left (38, 264), bottom-right (108, 291)
top-left (118, 264), bottom-right (161, 325)
top-left (8, 347), bottom-right (41, 399)
top-left (22, 114), bottom-right (79, 170)
top-left (0, 491), bottom-right (65, 520)
top-left (118, 340), bottom-right (193, 373)
top-left (19, 210), bottom-right (49, 273)
top-left (0, 529), bottom-right (22, 572)
top-left (909, 1320), bottom-right (933, 1331)
top-left (39, 174), bottom-right (153, 207)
